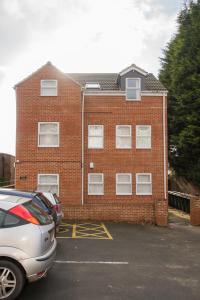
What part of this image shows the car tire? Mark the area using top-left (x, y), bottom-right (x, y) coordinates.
top-left (0, 260), bottom-right (25, 300)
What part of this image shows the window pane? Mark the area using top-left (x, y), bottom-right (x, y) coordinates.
top-left (23, 201), bottom-right (51, 225)
top-left (41, 87), bottom-right (57, 96)
top-left (117, 174), bottom-right (131, 183)
top-left (38, 184), bottom-right (58, 194)
top-left (137, 136), bottom-right (151, 149)
top-left (40, 123), bottom-right (58, 133)
top-left (126, 89), bottom-right (140, 100)
top-left (137, 184), bottom-right (152, 194)
top-left (88, 184), bottom-right (103, 195)
top-left (117, 184), bottom-right (132, 194)
top-left (39, 175), bottom-right (58, 184)
top-left (117, 136), bottom-right (131, 148)
top-left (127, 79), bottom-right (139, 88)
top-left (137, 126), bottom-right (151, 136)
top-left (89, 125), bottom-right (103, 136)
top-left (4, 214), bottom-right (21, 227)
top-left (39, 134), bottom-right (58, 146)
top-left (42, 80), bottom-right (57, 87)
top-left (138, 174), bottom-right (151, 183)
top-left (0, 210), bottom-right (6, 228)
top-left (88, 136), bottom-right (103, 148)
top-left (89, 174), bottom-right (103, 183)
top-left (117, 126), bottom-right (131, 136)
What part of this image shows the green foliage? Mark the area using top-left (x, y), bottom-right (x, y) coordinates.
top-left (159, 0), bottom-right (200, 186)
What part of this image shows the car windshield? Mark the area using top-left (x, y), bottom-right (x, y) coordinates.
top-left (37, 193), bottom-right (53, 209)
top-left (34, 195), bottom-right (48, 211)
top-left (23, 201), bottom-right (52, 225)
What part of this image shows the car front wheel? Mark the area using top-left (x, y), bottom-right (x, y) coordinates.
top-left (0, 260), bottom-right (25, 300)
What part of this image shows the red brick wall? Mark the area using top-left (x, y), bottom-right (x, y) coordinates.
top-left (190, 196), bottom-right (200, 226)
top-left (84, 95), bottom-right (166, 202)
top-left (15, 63), bottom-right (168, 225)
top-left (15, 63), bottom-right (82, 204)
top-left (63, 203), bottom-right (155, 223)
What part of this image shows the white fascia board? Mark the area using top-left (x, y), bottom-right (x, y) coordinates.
top-left (84, 90), bottom-right (167, 96)
top-left (119, 66), bottom-right (148, 76)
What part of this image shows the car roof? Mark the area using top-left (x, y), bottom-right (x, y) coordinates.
top-left (0, 189), bottom-right (37, 198)
top-left (0, 194), bottom-right (31, 210)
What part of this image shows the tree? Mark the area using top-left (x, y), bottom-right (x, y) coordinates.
top-left (159, 0), bottom-right (200, 186)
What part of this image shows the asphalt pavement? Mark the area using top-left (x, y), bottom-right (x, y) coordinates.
top-left (19, 220), bottom-right (200, 300)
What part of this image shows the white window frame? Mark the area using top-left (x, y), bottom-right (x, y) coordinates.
top-left (116, 125), bottom-right (132, 149)
top-left (126, 78), bottom-right (141, 101)
top-left (136, 173), bottom-right (152, 195)
top-left (85, 82), bottom-right (100, 89)
top-left (88, 125), bottom-right (104, 149)
top-left (88, 173), bottom-right (104, 195)
top-left (40, 79), bottom-right (57, 96)
top-left (38, 122), bottom-right (59, 147)
top-left (116, 173), bottom-right (132, 195)
top-left (37, 174), bottom-right (59, 196)
top-left (136, 125), bottom-right (151, 149)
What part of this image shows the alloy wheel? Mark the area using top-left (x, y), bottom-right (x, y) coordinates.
top-left (0, 267), bottom-right (16, 299)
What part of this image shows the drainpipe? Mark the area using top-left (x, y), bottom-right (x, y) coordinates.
top-left (81, 88), bottom-right (85, 205)
top-left (163, 92), bottom-right (167, 199)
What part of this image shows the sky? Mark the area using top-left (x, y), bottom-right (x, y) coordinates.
top-left (0, 0), bottom-right (183, 155)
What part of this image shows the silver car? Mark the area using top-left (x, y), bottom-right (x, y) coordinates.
top-left (42, 192), bottom-right (64, 227)
top-left (0, 194), bottom-right (57, 299)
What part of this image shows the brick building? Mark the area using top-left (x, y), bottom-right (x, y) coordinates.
top-left (15, 62), bottom-right (168, 225)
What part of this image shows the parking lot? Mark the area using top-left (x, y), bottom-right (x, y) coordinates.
top-left (19, 220), bottom-right (200, 300)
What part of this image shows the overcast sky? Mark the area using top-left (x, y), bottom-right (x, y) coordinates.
top-left (0, 0), bottom-right (183, 155)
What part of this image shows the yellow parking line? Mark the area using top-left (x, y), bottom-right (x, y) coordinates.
top-left (57, 222), bottom-right (113, 240)
top-left (101, 223), bottom-right (113, 240)
top-left (72, 224), bottom-right (76, 238)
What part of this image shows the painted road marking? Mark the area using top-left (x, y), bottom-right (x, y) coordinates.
top-left (54, 261), bottom-right (128, 265)
top-left (57, 222), bottom-right (113, 240)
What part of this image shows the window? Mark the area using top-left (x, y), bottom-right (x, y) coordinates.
top-left (126, 78), bottom-right (141, 100)
top-left (37, 174), bottom-right (59, 195)
top-left (116, 125), bottom-right (132, 149)
top-left (0, 209), bottom-right (6, 228)
top-left (85, 82), bottom-right (100, 89)
top-left (38, 122), bottom-right (59, 147)
top-left (3, 213), bottom-right (24, 228)
top-left (88, 125), bottom-right (104, 149)
top-left (88, 173), bottom-right (104, 195)
top-left (136, 125), bottom-right (151, 149)
top-left (41, 80), bottom-right (57, 96)
top-left (116, 173), bottom-right (132, 195)
top-left (136, 173), bottom-right (152, 195)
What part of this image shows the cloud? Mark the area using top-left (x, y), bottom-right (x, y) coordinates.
top-left (0, 0), bottom-right (181, 154)
top-left (0, 69), bottom-right (5, 83)
top-left (0, 0), bottom-right (88, 65)
top-left (91, 32), bottom-right (103, 43)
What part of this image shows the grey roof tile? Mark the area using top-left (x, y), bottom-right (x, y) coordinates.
top-left (68, 72), bottom-right (167, 91)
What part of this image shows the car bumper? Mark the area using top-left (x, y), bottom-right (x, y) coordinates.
top-left (20, 238), bottom-right (57, 282)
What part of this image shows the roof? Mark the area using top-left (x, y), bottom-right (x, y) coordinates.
top-left (119, 64), bottom-right (148, 76)
top-left (0, 189), bottom-right (36, 198)
top-left (68, 72), bottom-right (166, 91)
top-left (68, 73), bottom-right (118, 90)
top-left (0, 194), bottom-right (29, 210)
top-left (14, 61), bottom-right (166, 91)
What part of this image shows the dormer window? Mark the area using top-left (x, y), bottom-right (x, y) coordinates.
top-left (85, 82), bottom-right (100, 89)
top-left (126, 78), bottom-right (141, 101)
top-left (41, 80), bottom-right (57, 96)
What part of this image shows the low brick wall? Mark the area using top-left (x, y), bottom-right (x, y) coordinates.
top-left (155, 199), bottom-right (168, 226)
top-left (190, 196), bottom-right (200, 226)
top-left (63, 203), bottom-right (155, 224)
